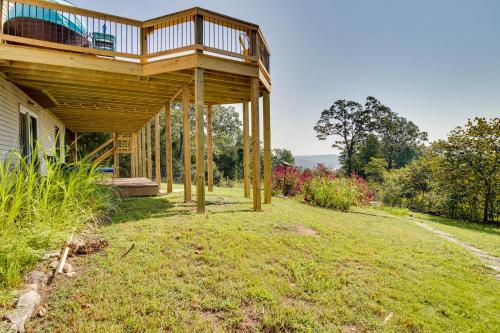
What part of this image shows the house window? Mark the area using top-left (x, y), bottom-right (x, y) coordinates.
top-left (19, 105), bottom-right (38, 165)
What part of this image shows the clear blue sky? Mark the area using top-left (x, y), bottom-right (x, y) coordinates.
top-left (74, 0), bottom-right (500, 155)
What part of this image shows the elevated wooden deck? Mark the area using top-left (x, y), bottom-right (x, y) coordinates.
top-left (0, 0), bottom-right (273, 213)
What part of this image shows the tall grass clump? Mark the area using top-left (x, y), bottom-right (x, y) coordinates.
top-left (0, 148), bottom-right (113, 292)
top-left (303, 175), bottom-right (371, 211)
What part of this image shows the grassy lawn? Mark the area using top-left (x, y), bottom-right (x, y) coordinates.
top-left (35, 187), bottom-right (499, 332)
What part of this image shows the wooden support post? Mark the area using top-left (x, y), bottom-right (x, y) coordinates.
top-left (141, 127), bottom-right (147, 177)
top-left (155, 113), bottom-right (161, 186)
top-left (251, 78), bottom-right (261, 211)
top-left (138, 129), bottom-right (143, 176)
top-left (136, 130), bottom-right (141, 176)
top-left (263, 93), bottom-right (272, 204)
top-left (147, 121), bottom-right (152, 179)
top-left (242, 102), bottom-right (251, 198)
top-left (195, 68), bottom-right (205, 213)
top-left (207, 104), bottom-right (214, 192)
top-left (131, 133), bottom-right (137, 177)
top-left (0, 1), bottom-right (4, 41)
top-left (165, 104), bottom-right (173, 193)
top-left (113, 133), bottom-right (120, 178)
top-left (182, 82), bottom-right (192, 203)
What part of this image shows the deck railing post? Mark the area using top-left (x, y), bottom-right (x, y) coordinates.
top-left (250, 30), bottom-right (258, 60)
top-left (141, 27), bottom-right (148, 58)
top-left (195, 14), bottom-right (204, 53)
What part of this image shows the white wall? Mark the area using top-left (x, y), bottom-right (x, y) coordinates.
top-left (0, 77), bottom-right (66, 171)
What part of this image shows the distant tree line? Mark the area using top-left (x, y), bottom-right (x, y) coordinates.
top-left (315, 97), bottom-right (498, 223)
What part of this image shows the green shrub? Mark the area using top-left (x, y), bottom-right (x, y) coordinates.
top-left (303, 176), bottom-right (370, 211)
top-left (0, 149), bottom-right (114, 291)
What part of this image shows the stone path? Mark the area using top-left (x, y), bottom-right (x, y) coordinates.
top-left (414, 221), bottom-right (500, 280)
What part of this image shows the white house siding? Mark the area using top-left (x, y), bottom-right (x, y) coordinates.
top-left (0, 77), bottom-right (66, 172)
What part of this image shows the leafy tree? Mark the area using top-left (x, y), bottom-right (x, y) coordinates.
top-left (314, 99), bottom-right (373, 175)
top-left (371, 104), bottom-right (427, 169)
top-left (363, 157), bottom-right (387, 183)
top-left (211, 105), bottom-right (243, 181)
top-left (431, 118), bottom-right (499, 223)
top-left (352, 134), bottom-right (382, 175)
top-left (272, 148), bottom-right (295, 169)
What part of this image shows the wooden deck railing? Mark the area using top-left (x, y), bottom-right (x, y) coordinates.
top-left (0, 0), bottom-right (270, 72)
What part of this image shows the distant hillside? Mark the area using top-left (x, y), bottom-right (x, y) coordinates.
top-left (294, 154), bottom-right (340, 169)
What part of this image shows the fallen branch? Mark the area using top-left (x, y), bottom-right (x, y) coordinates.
top-left (120, 244), bottom-right (135, 258)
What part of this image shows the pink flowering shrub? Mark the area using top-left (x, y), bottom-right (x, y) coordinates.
top-left (272, 165), bottom-right (311, 196)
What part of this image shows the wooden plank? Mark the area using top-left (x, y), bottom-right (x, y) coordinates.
top-left (147, 121), bottom-right (152, 179)
top-left (137, 129), bottom-right (142, 176)
top-left (155, 113), bottom-right (161, 186)
top-left (0, 34), bottom-right (141, 60)
top-left (0, 45), bottom-right (143, 76)
top-left (263, 93), bottom-right (271, 204)
top-left (195, 68), bottom-right (205, 213)
top-left (182, 82), bottom-right (192, 203)
top-left (242, 101), bottom-right (250, 198)
top-left (94, 147), bottom-right (115, 165)
top-left (143, 54), bottom-right (197, 77)
top-left (250, 78), bottom-right (261, 211)
top-left (86, 137), bottom-right (114, 160)
top-left (0, 1), bottom-right (4, 39)
top-left (196, 54), bottom-right (259, 78)
top-left (165, 104), bottom-right (173, 192)
top-left (207, 105), bottom-right (213, 192)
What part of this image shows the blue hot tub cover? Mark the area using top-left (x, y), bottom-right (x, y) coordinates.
top-left (6, 0), bottom-right (87, 35)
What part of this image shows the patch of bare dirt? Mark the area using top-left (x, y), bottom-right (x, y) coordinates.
top-left (293, 225), bottom-right (319, 236)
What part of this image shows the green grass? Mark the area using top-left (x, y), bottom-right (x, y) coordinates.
top-left (35, 187), bottom-right (499, 332)
top-left (409, 213), bottom-right (500, 257)
top-left (0, 151), bottom-right (113, 300)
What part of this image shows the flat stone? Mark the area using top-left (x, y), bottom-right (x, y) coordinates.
top-left (63, 263), bottom-right (74, 273)
top-left (26, 271), bottom-right (47, 286)
top-left (26, 284), bottom-right (38, 292)
top-left (40, 251), bottom-right (60, 261)
top-left (65, 272), bottom-right (77, 278)
top-left (4, 290), bottom-right (41, 333)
